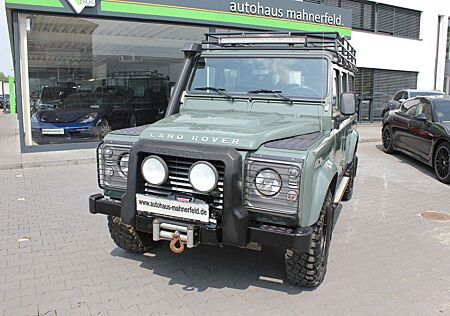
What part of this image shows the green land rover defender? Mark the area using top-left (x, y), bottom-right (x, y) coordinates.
top-left (89, 32), bottom-right (359, 287)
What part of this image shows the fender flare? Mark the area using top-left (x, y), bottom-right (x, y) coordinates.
top-left (303, 158), bottom-right (338, 227)
top-left (345, 129), bottom-right (359, 164)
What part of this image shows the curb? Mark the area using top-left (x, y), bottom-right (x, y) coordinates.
top-left (0, 158), bottom-right (96, 171)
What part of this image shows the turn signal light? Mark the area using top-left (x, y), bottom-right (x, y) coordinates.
top-left (287, 191), bottom-right (299, 202)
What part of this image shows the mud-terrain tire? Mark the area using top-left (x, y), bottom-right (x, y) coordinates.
top-left (342, 156), bottom-right (358, 201)
top-left (107, 216), bottom-right (157, 253)
top-left (382, 125), bottom-right (395, 154)
top-left (285, 190), bottom-right (333, 287)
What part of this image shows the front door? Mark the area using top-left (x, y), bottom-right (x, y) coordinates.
top-left (408, 99), bottom-right (434, 160)
top-left (392, 99), bottom-right (419, 150)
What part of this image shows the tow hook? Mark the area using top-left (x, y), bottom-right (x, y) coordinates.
top-left (169, 231), bottom-right (186, 254)
top-left (153, 220), bottom-right (197, 253)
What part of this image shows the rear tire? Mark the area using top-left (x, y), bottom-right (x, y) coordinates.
top-left (107, 216), bottom-right (157, 253)
top-left (285, 191), bottom-right (334, 287)
top-left (382, 125), bottom-right (395, 154)
top-left (434, 142), bottom-right (450, 184)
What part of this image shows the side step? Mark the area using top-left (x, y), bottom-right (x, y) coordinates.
top-left (333, 176), bottom-right (350, 204)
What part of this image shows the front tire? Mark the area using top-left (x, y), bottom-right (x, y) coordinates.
top-left (285, 190), bottom-right (334, 287)
top-left (107, 216), bottom-right (157, 253)
top-left (382, 125), bottom-right (395, 154)
top-left (434, 142), bottom-right (450, 184)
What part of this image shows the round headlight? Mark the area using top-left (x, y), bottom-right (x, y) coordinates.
top-left (142, 156), bottom-right (168, 185)
top-left (255, 169), bottom-right (282, 196)
top-left (118, 153), bottom-right (129, 177)
top-left (189, 162), bottom-right (218, 193)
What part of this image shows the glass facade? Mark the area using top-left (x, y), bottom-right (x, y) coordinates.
top-left (355, 68), bottom-right (418, 122)
top-left (24, 14), bottom-right (208, 145)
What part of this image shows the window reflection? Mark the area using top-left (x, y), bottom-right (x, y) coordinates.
top-left (26, 14), bottom-right (207, 145)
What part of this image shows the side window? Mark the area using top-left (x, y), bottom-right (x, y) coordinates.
top-left (342, 72), bottom-right (348, 92)
top-left (402, 91), bottom-right (409, 100)
top-left (403, 99), bottom-right (420, 117)
top-left (393, 91), bottom-right (404, 101)
top-left (416, 100), bottom-right (433, 121)
top-left (332, 69), bottom-right (340, 114)
top-left (348, 75), bottom-right (355, 92)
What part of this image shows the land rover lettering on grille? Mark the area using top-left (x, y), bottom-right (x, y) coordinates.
top-left (89, 32), bottom-right (359, 288)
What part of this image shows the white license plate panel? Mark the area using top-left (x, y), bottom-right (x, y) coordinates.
top-left (42, 128), bottom-right (65, 135)
top-left (136, 194), bottom-right (209, 223)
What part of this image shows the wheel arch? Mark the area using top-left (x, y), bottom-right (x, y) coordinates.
top-left (304, 161), bottom-right (338, 227)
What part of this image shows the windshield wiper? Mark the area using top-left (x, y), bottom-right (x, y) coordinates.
top-left (248, 89), bottom-right (293, 105)
top-left (194, 87), bottom-right (234, 101)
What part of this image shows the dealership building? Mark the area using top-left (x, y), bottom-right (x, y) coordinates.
top-left (4, 0), bottom-right (450, 152)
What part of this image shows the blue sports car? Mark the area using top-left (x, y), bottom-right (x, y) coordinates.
top-left (31, 92), bottom-right (136, 144)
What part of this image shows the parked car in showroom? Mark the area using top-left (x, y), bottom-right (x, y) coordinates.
top-left (31, 92), bottom-right (136, 144)
top-left (382, 96), bottom-right (450, 183)
top-left (381, 89), bottom-right (445, 118)
top-left (0, 95), bottom-right (10, 109)
top-left (35, 85), bottom-right (77, 110)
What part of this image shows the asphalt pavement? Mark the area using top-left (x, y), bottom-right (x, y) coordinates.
top-left (1, 142), bottom-right (449, 315)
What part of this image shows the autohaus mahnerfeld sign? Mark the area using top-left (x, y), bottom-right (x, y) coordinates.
top-left (5, 0), bottom-right (352, 36)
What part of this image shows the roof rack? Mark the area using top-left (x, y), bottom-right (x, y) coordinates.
top-left (203, 31), bottom-right (357, 72)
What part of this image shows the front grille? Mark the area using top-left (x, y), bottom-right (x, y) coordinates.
top-left (97, 143), bottom-right (131, 190)
top-left (142, 155), bottom-right (225, 222)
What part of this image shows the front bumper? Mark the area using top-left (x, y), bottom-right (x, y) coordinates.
top-left (89, 193), bottom-right (313, 252)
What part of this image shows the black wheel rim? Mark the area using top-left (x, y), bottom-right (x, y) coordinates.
top-left (435, 146), bottom-right (450, 179)
top-left (382, 128), bottom-right (391, 150)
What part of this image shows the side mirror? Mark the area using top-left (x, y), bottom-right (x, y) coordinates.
top-left (340, 92), bottom-right (356, 116)
top-left (413, 113), bottom-right (427, 122)
top-left (399, 99), bottom-right (406, 103)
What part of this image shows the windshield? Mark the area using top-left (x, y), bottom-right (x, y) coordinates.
top-left (434, 101), bottom-right (450, 122)
top-left (41, 87), bottom-right (76, 101)
top-left (62, 93), bottom-right (115, 109)
top-left (409, 91), bottom-right (444, 97)
top-left (190, 57), bottom-right (328, 99)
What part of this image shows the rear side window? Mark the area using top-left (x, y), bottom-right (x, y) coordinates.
top-left (393, 91), bottom-right (404, 101)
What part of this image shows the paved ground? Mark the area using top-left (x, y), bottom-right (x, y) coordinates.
top-left (1, 142), bottom-right (450, 316)
top-left (0, 113), bottom-right (96, 170)
top-left (357, 123), bottom-right (382, 143)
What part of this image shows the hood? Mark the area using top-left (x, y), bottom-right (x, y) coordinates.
top-left (38, 108), bottom-right (100, 123)
top-left (140, 110), bottom-right (321, 150)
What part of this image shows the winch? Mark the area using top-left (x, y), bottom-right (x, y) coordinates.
top-left (152, 220), bottom-right (198, 254)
